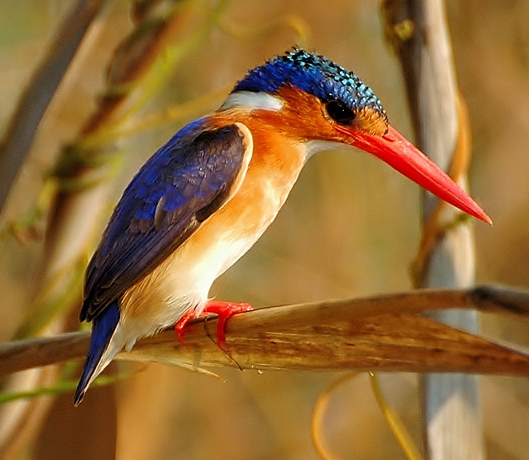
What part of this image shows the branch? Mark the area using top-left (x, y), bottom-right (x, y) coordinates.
top-left (1, 286), bottom-right (529, 377)
top-left (0, 0), bottom-right (107, 212)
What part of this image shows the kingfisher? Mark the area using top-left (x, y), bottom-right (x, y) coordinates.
top-left (74, 48), bottom-right (490, 405)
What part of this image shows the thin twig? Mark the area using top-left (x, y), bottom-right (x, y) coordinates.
top-left (0, 0), bottom-right (107, 212)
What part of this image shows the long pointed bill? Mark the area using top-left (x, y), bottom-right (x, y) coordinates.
top-left (337, 124), bottom-right (492, 224)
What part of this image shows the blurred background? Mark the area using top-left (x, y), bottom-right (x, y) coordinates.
top-left (0, 0), bottom-right (528, 458)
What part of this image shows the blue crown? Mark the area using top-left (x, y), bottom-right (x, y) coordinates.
top-left (233, 48), bottom-right (386, 117)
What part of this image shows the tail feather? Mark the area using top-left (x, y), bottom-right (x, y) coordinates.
top-left (74, 301), bottom-right (120, 406)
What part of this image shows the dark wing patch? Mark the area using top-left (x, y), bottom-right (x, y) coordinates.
top-left (81, 123), bottom-right (249, 322)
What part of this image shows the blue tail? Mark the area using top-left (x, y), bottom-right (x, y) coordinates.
top-left (74, 301), bottom-right (120, 405)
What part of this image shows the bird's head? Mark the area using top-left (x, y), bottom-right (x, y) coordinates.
top-left (221, 48), bottom-right (491, 224)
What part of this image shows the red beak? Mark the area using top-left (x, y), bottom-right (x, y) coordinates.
top-left (336, 124), bottom-right (492, 224)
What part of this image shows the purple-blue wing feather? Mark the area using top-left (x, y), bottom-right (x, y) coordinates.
top-left (81, 121), bottom-right (247, 322)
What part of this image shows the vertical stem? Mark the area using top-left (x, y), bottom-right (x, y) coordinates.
top-left (382, 0), bottom-right (484, 458)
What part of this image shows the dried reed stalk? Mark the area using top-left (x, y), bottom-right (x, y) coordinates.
top-left (1, 286), bottom-right (528, 378)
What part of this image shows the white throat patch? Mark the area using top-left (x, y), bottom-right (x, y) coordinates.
top-left (304, 139), bottom-right (350, 158)
top-left (220, 91), bottom-right (283, 111)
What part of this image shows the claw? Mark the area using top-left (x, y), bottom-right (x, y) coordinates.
top-left (174, 309), bottom-right (197, 346)
top-left (174, 301), bottom-right (253, 350)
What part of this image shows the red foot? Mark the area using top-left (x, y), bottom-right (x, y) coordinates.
top-left (174, 309), bottom-right (198, 346)
top-left (174, 301), bottom-right (253, 350)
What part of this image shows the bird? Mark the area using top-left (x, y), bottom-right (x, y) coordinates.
top-left (74, 48), bottom-right (491, 405)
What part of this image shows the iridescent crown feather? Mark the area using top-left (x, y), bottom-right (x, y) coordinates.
top-left (232, 48), bottom-right (387, 122)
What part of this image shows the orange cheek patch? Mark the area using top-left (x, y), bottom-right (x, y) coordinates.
top-left (272, 86), bottom-right (338, 141)
top-left (353, 106), bottom-right (388, 136)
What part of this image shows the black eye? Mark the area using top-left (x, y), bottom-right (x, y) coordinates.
top-left (325, 99), bottom-right (356, 125)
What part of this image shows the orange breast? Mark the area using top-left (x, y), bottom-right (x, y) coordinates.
top-left (181, 117), bottom-right (308, 271)
top-left (121, 115), bottom-right (308, 324)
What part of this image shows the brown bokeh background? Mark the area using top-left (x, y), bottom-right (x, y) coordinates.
top-left (1, 0), bottom-right (528, 458)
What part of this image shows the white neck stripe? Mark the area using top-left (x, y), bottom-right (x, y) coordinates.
top-left (220, 91), bottom-right (283, 111)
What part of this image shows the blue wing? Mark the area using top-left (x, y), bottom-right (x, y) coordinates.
top-left (81, 121), bottom-right (249, 322)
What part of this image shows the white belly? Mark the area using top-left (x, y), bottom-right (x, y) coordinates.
top-left (118, 181), bottom-right (289, 339)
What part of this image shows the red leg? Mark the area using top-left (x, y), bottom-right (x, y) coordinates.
top-left (174, 301), bottom-right (253, 350)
